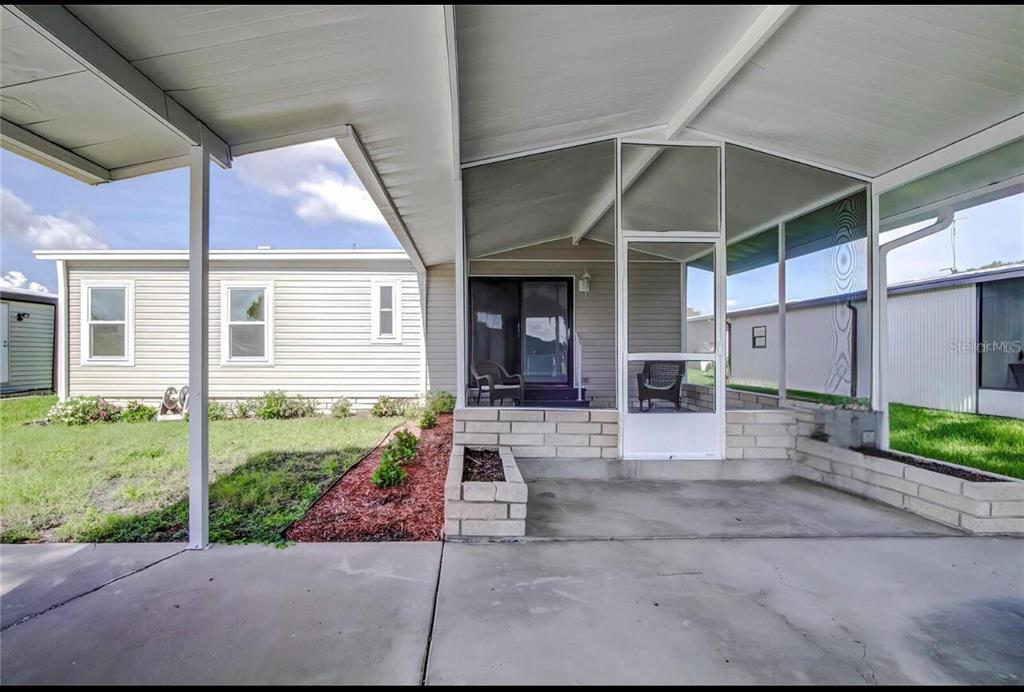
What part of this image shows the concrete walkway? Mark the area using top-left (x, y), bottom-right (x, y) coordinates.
top-left (2, 485), bottom-right (1022, 684)
top-left (525, 477), bottom-right (960, 539)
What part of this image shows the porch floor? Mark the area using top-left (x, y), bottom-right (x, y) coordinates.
top-left (524, 477), bottom-right (962, 539)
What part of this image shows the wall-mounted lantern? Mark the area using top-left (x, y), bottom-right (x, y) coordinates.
top-left (578, 270), bottom-right (591, 294)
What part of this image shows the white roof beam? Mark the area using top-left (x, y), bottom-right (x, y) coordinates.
top-left (664, 5), bottom-right (798, 138)
top-left (0, 118), bottom-right (110, 184)
top-left (872, 114), bottom-right (1024, 194)
top-left (572, 6), bottom-right (798, 244)
top-left (9, 4), bottom-right (231, 169)
top-left (336, 125), bottom-right (427, 275)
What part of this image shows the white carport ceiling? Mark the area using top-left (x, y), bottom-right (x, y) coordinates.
top-left (67, 4), bottom-right (457, 266)
top-left (455, 4), bottom-right (767, 164)
top-left (456, 5), bottom-right (1022, 180)
top-left (0, 8), bottom-right (187, 169)
top-left (686, 4), bottom-right (1024, 178)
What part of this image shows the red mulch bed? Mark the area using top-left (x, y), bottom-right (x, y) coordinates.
top-left (286, 414), bottom-right (452, 542)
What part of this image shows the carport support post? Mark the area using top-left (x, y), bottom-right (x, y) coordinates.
top-left (187, 139), bottom-right (210, 550)
top-left (777, 222), bottom-right (786, 405)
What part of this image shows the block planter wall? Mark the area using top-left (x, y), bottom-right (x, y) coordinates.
top-left (444, 445), bottom-right (528, 538)
top-left (794, 437), bottom-right (1024, 535)
top-left (454, 408), bottom-right (618, 459)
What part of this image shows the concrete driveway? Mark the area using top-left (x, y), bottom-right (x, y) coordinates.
top-left (2, 482), bottom-right (1022, 684)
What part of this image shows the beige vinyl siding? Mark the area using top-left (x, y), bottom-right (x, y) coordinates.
top-left (67, 259), bottom-right (423, 408)
top-left (425, 263), bottom-right (457, 394)
top-left (2, 299), bottom-right (55, 393)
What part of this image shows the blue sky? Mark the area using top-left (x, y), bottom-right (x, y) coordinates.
top-left (0, 140), bottom-right (399, 293)
top-left (2, 141), bottom-right (1021, 313)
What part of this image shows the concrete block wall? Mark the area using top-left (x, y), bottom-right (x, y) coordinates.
top-left (724, 409), bottom-right (810, 460)
top-left (726, 388), bottom-right (780, 410)
top-left (454, 408), bottom-right (619, 459)
top-left (444, 445), bottom-right (528, 538)
top-left (793, 437), bottom-right (1024, 535)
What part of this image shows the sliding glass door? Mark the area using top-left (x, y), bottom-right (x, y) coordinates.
top-left (470, 277), bottom-right (573, 385)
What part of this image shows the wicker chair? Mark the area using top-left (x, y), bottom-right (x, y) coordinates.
top-left (471, 360), bottom-right (525, 406)
top-left (636, 361), bottom-right (683, 411)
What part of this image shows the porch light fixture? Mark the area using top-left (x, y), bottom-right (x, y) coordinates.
top-left (578, 270), bottom-right (591, 294)
top-left (15, 312), bottom-right (30, 321)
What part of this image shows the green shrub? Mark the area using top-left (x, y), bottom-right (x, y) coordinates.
top-left (331, 397), bottom-right (353, 418)
top-left (234, 399), bottom-right (256, 420)
top-left (48, 397), bottom-right (122, 425)
top-left (370, 395), bottom-right (404, 418)
top-left (207, 401), bottom-right (232, 421)
top-left (254, 390), bottom-right (317, 420)
top-left (371, 448), bottom-right (407, 488)
top-left (424, 390), bottom-right (456, 415)
top-left (121, 400), bottom-right (157, 423)
top-left (391, 429), bottom-right (419, 460)
top-left (418, 408), bottom-right (437, 429)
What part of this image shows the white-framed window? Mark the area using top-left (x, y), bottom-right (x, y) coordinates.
top-left (371, 278), bottom-right (402, 343)
top-left (81, 280), bottom-right (134, 365)
top-left (221, 281), bottom-right (274, 365)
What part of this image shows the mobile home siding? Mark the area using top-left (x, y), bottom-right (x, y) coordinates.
top-left (425, 263), bottom-right (457, 394)
top-left (886, 285), bottom-right (976, 412)
top-left (722, 284), bottom-right (978, 412)
top-left (1, 299), bottom-right (55, 394)
top-left (66, 259), bottom-right (423, 408)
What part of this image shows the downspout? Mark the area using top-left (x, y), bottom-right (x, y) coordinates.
top-left (876, 206), bottom-right (955, 448)
top-left (846, 302), bottom-right (858, 399)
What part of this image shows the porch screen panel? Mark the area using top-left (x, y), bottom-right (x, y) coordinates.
top-left (621, 145), bottom-right (719, 233)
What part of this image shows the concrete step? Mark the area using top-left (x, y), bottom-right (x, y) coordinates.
top-left (518, 457), bottom-right (795, 482)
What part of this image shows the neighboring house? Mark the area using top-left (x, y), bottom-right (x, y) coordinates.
top-left (0, 288), bottom-right (57, 396)
top-left (35, 249), bottom-right (424, 410)
top-left (688, 266), bottom-right (1024, 419)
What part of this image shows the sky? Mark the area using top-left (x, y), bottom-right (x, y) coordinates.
top-left (1, 142), bottom-right (1021, 313)
top-left (0, 140), bottom-right (399, 294)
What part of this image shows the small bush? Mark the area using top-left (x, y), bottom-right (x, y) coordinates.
top-left (208, 401), bottom-right (232, 421)
top-left (370, 395), bottom-right (404, 418)
top-left (48, 397), bottom-right (122, 425)
top-left (120, 400), bottom-right (157, 423)
top-left (234, 399), bottom-right (256, 420)
top-left (418, 408), bottom-right (437, 429)
top-left (424, 390), bottom-right (456, 415)
top-left (371, 448), bottom-right (407, 488)
top-left (391, 429), bottom-right (419, 460)
top-left (254, 390), bottom-right (317, 420)
top-left (331, 397), bottom-right (353, 418)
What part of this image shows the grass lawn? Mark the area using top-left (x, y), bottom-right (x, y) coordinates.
top-left (0, 395), bottom-right (400, 543)
top-left (889, 403), bottom-right (1024, 480)
top-left (726, 382), bottom-right (869, 408)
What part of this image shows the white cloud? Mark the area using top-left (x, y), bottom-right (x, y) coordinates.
top-left (233, 140), bottom-right (386, 227)
top-left (1, 188), bottom-right (107, 250)
top-left (0, 270), bottom-right (51, 294)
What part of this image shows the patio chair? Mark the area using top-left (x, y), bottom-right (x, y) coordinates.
top-left (471, 360), bottom-right (525, 406)
top-left (636, 361), bottom-right (683, 411)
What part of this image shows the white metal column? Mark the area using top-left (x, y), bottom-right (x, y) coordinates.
top-left (868, 187), bottom-right (885, 449)
top-left (679, 262), bottom-right (688, 350)
top-left (777, 221), bottom-right (786, 405)
top-left (187, 140), bottom-right (210, 550)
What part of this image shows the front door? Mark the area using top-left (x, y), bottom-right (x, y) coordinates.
top-left (470, 277), bottom-right (573, 386)
top-left (617, 141), bottom-right (726, 459)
